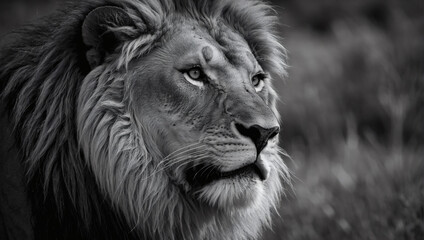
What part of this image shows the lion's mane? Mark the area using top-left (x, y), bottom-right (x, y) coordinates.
top-left (0, 0), bottom-right (288, 239)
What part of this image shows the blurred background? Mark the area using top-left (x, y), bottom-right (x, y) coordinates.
top-left (1, 0), bottom-right (423, 239)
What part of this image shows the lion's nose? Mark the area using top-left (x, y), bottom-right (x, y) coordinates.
top-left (235, 123), bottom-right (280, 154)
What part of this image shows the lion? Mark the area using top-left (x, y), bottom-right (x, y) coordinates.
top-left (0, 0), bottom-right (290, 239)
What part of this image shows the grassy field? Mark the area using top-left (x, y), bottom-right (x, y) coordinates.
top-left (264, 138), bottom-right (424, 240)
top-left (264, 0), bottom-right (424, 239)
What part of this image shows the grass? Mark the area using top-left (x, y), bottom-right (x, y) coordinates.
top-left (263, 0), bottom-right (424, 238)
top-left (264, 137), bottom-right (424, 240)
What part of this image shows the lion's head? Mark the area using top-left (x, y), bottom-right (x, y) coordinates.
top-left (0, 0), bottom-right (289, 239)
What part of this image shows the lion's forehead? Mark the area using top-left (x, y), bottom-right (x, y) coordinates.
top-left (214, 28), bottom-right (259, 69)
top-left (170, 23), bottom-right (260, 73)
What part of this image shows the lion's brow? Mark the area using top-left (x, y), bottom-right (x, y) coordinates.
top-left (202, 46), bottom-right (214, 62)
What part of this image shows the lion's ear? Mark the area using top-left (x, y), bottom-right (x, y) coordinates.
top-left (82, 6), bottom-right (140, 68)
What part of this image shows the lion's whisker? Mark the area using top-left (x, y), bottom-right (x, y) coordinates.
top-left (192, 163), bottom-right (216, 182)
top-left (138, 149), bottom-right (209, 182)
top-left (163, 149), bottom-right (208, 169)
top-left (162, 143), bottom-right (204, 160)
top-left (152, 143), bottom-right (205, 170)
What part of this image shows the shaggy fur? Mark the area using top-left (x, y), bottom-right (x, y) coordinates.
top-left (0, 0), bottom-right (289, 239)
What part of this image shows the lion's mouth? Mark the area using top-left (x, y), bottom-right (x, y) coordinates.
top-left (186, 161), bottom-right (266, 187)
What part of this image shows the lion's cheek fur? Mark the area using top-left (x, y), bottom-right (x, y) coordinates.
top-left (76, 66), bottom-right (190, 236)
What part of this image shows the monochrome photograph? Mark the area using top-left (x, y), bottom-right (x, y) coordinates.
top-left (0, 0), bottom-right (423, 239)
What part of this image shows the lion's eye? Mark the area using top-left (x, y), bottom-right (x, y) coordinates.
top-left (183, 67), bottom-right (205, 88)
top-left (188, 68), bottom-right (201, 80)
top-left (252, 73), bottom-right (267, 92)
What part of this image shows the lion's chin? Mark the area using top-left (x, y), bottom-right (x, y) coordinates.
top-left (194, 176), bottom-right (265, 209)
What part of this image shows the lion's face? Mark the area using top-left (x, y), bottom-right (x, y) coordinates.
top-left (128, 23), bottom-right (281, 209)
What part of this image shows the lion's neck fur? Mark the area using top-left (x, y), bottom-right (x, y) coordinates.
top-left (0, 0), bottom-right (287, 239)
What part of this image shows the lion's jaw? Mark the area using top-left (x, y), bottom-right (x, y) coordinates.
top-left (77, 13), bottom-right (288, 240)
